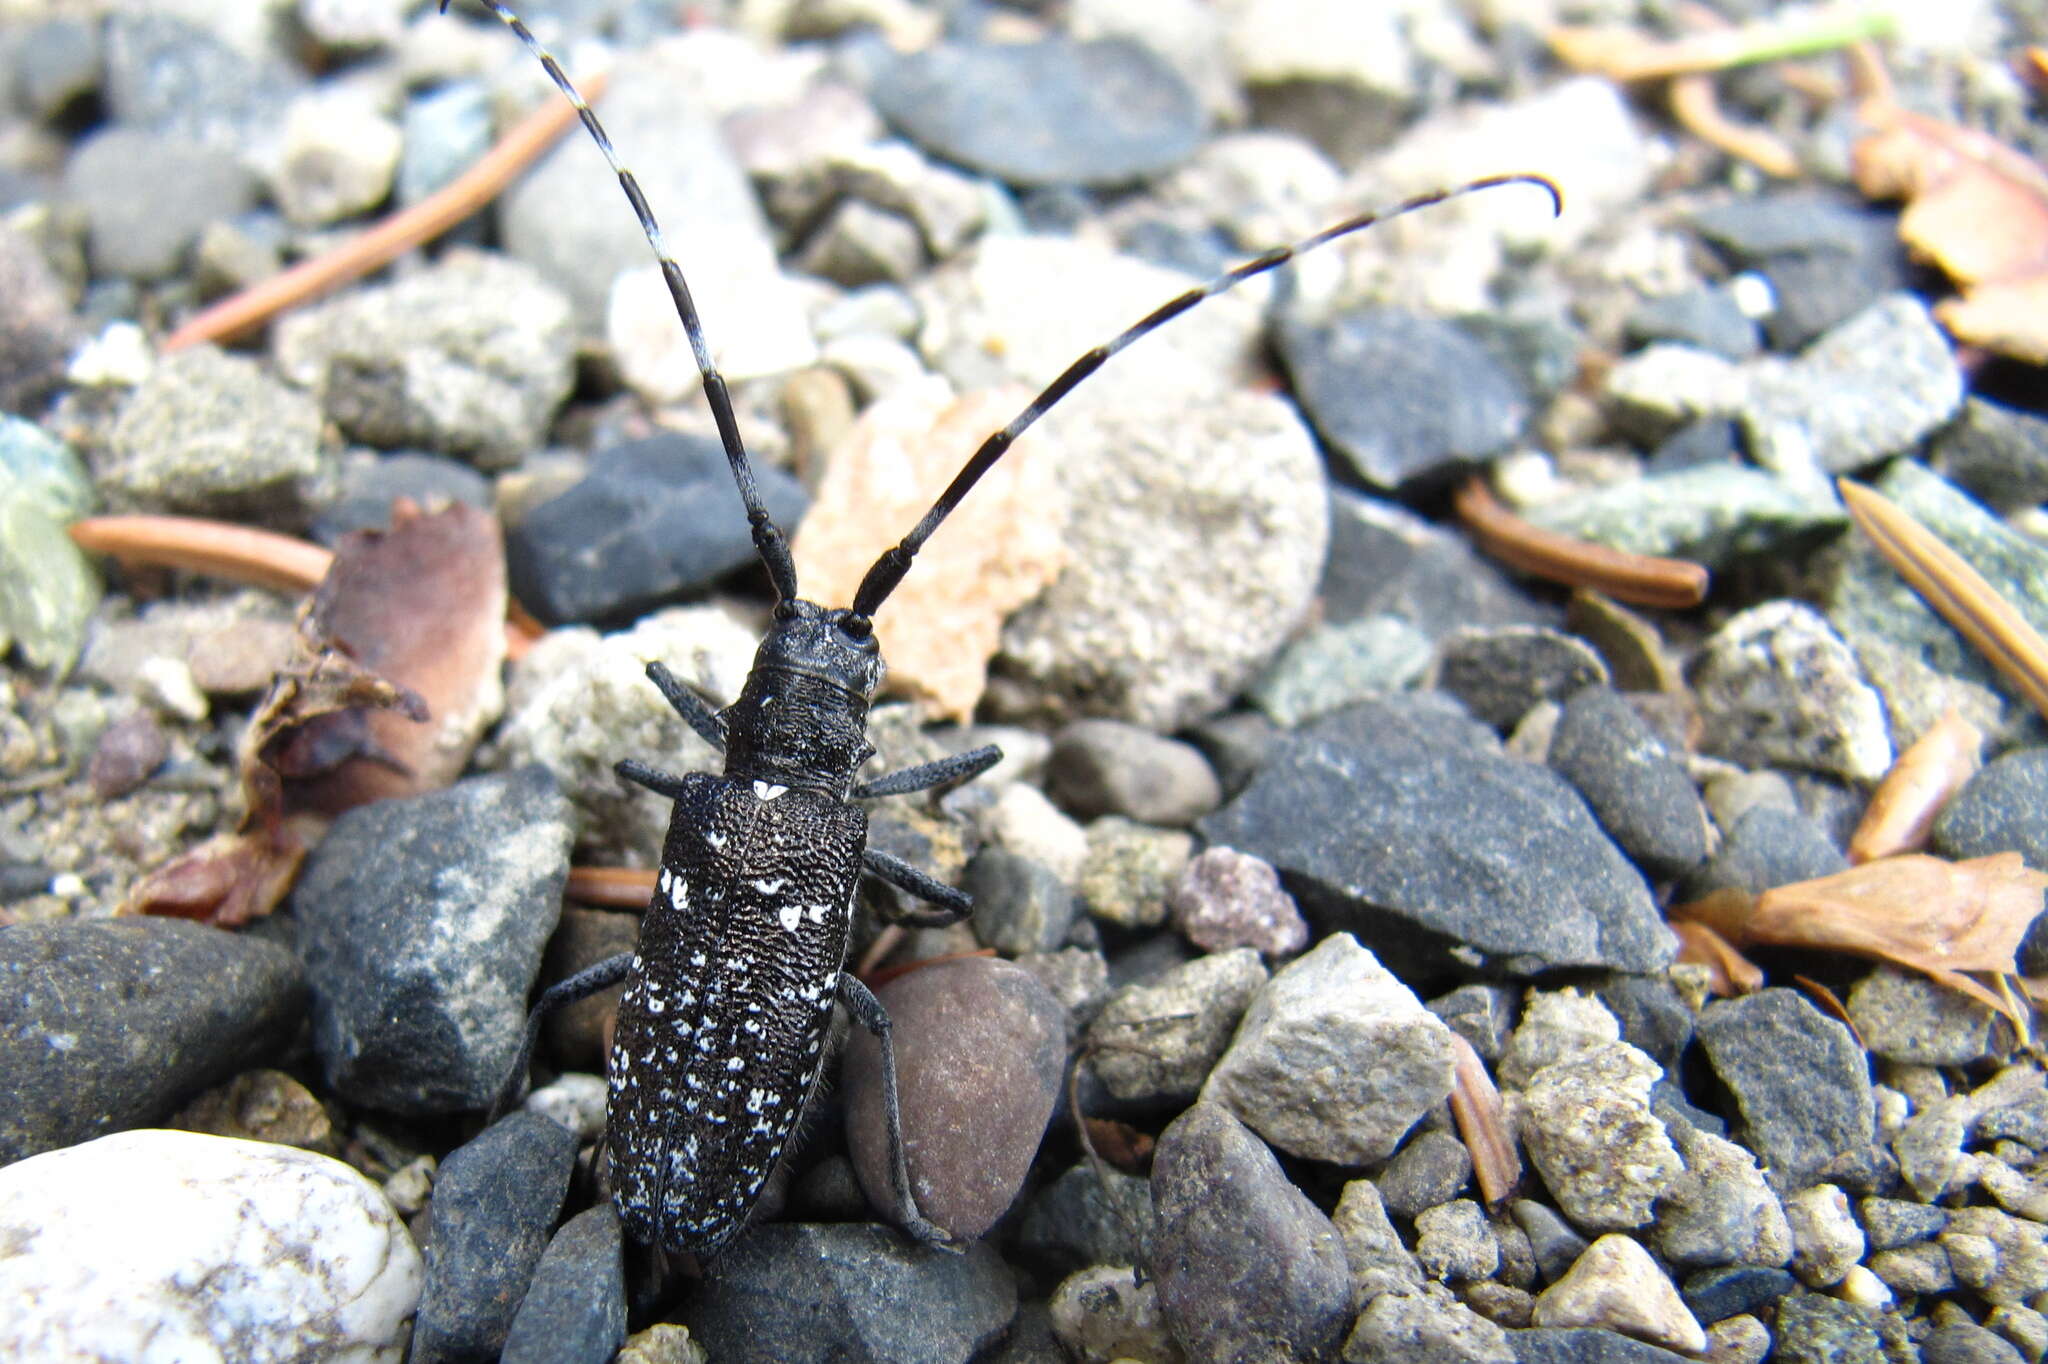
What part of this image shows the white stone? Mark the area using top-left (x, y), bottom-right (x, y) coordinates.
top-left (274, 93), bottom-right (404, 226)
top-left (1533, 1233), bottom-right (1706, 1354)
top-left (0, 1129), bottom-right (421, 1362)
top-left (1785, 1183), bottom-right (1865, 1287)
top-left (609, 254), bottom-right (818, 402)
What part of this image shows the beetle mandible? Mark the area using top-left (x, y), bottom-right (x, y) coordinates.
top-left (459, 0), bottom-right (1560, 1261)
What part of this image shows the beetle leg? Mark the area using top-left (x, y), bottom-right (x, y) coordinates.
top-left (645, 660), bottom-right (728, 750)
top-left (862, 847), bottom-right (972, 926)
top-left (837, 972), bottom-right (960, 1252)
top-left (490, 951), bottom-right (635, 1123)
top-left (851, 744), bottom-right (1001, 800)
top-left (616, 758), bottom-right (690, 800)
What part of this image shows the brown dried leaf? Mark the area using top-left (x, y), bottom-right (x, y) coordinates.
top-left (301, 499), bottom-right (507, 811)
top-left (1838, 479), bottom-right (2048, 724)
top-left (1746, 854), bottom-right (2045, 976)
top-left (1853, 105), bottom-right (2048, 363)
top-left (792, 384), bottom-right (1067, 722)
top-left (123, 502), bottom-right (508, 923)
top-left (1670, 915), bottom-right (1767, 995)
top-left (1674, 854), bottom-right (2047, 1028)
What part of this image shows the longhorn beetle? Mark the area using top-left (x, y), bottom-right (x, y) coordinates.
top-left (459, 0), bottom-right (1559, 1261)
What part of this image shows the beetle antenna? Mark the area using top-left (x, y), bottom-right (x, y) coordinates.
top-left (449, 0), bottom-right (802, 607)
top-left (848, 173), bottom-right (1563, 623)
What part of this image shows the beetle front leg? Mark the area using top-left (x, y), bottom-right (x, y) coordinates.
top-left (645, 660), bottom-right (728, 751)
top-left (838, 973), bottom-right (959, 1251)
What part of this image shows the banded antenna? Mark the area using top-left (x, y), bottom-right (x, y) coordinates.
top-left (454, 1), bottom-right (1561, 632)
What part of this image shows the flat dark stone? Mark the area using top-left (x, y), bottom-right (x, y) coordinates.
top-left (412, 1112), bottom-right (580, 1364)
top-left (683, 1222), bottom-right (1017, 1363)
top-left (1434, 626), bottom-right (1608, 731)
top-left (1681, 1265), bottom-right (1797, 1324)
top-left (1679, 805), bottom-right (1846, 902)
top-left (1595, 973), bottom-right (1697, 1074)
top-left (1148, 1103), bottom-right (1350, 1364)
top-left (506, 432), bottom-right (808, 626)
top-left (1696, 989), bottom-right (1883, 1193)
top-left (1773, 1289), bottom-right (1916, 1364)
top-left (293, 766), bottom-right (573, 1115)
top-left (871, 38), bottom-right (1204, 188)
top-left (1933, 748), bottom-right (2048, 866)
top-left (1277, 308), bottom-right (1527, 492)
top-left (1625, 287), bottom-right (1760, 359)
top-left (1647, 418), bottom-right (1744, 473)
top-left (1509, 1328), bottom-right (1696, 1363)
top-left (1322, 488), bottom-right (1555, 637)
top-left (1549, 686), bottom-right (1711, 882)
top-left (1200, 733), bottom-right (1672, 983)
top-left (0, 917), bottom-right (304, 1163)
top-left (1931, 398), bottom-right (2048, 514)
top-left (1300, 692), bottom-right (1500, 759)
top-left (499, 1204), bottom-right (628, 1364)
top-left (1688, 194), bottom-right (1910, 351)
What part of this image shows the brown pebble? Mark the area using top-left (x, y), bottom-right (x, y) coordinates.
top-left (88, 710), bottom-right (168, 798)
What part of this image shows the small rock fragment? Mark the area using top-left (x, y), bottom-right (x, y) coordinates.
top-left (1086, 948), bottom-right (1266, 1104)
top-left (1533, 1234), bottom-right (1706, 1354)
top-left (1203, 934), bottom-right (1458, 1165)
top-left (1149, 1103), bottom-right (1350, 1363)
top-left (1166, 845), bottom-right (1309, 957)
top-left (1783, 1185), bottom-right (1864, 1288)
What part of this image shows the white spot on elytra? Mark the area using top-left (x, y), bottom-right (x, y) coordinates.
top-left (705, 830), bottom-right (725, 851)
top-left (777, 904), bottom-right (802, 933)
top-left (753, 781), bottom-right (787, 801)
top-left (807, 904), bottom-right (829, 924)
top-left (752, 877), bottom-right (786, 895)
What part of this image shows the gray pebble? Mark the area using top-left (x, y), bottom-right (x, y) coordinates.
top-left (1086, 947), bottom-right (1265, 1104)
top-left (1204, 934), bottom-right (1457, 1166)
top-left (100, 345), bottom-right (327, 527)
top-left (1697, 990), bottom-right (1883, 1193)
top-left (412, 1112), bottom-right (579, 1364)
top-left (1434, 627), bottom-right (1608, 733)
top-left (1417, 1200), bottom-right (1500, 1283)
top-left (1278, 308), bottom-right (1527, 492)
top-left (967, 848), bottom-right (1079, 957)
top-left (872, 38), bottom-right (1204, 188)
top-left (294, 767), bottom-right (573, 1115)
top-left (272, 249), bottom-right (575, 468)
top-left (1149, 1102), bottom-right (1351, 1364)
top-left (1924, 1321), bottom-right (2030, 1364)
top-left (1048, 719), bottom-right (1222, 826)
top-left (1379, 1129), bottom-right (1474, 1220)
top-left (684, 1223), bottom-right (1017, 1362)
top-left (63, 127), bottom-right (257, 280)
top-left (1548, 687), bottom-right (1710, 882)
top-left (0, 918), bottom-right (304, 1163)
top-left (499, 1204), bottom-right (627, 1364)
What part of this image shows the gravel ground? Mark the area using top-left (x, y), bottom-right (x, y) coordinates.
top-left (3, 1), bottom-right (2048, 1362)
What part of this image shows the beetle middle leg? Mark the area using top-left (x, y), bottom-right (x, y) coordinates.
top-left (862, 847), bottom-right (971, 926)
